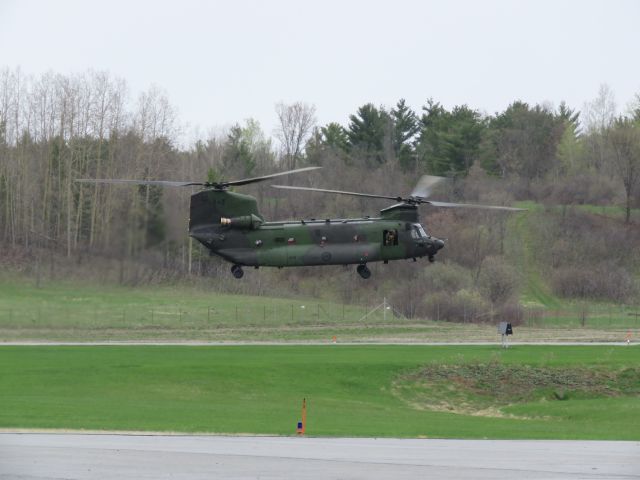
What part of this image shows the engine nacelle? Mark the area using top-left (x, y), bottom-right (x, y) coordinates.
top-left (220, 214), bottom-right (263, 230)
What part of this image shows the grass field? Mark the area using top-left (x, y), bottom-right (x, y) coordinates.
top-left (0, 278), bottom-right (638, 342)
top-left (0, 345), bottom-right (638, 439)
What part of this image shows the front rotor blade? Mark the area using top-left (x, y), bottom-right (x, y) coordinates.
top-left (427, 200), bottom-right (526, 211)
top-left (75, 179), bottom-right (203, 187)
top-left (410, 175), bottom-right (448, 199)
top-left (271, 184), bottom-right (403, 202)
top-left (222, 166), bottom-right (321, 187)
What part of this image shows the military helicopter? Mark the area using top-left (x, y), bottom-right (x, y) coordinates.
top-left (77, 167), bottom-right (522, 279)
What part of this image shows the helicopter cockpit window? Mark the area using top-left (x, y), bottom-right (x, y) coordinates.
top-left (411, 224), bottom-right (428, 239)
top-left (383, 229), bottom-right (398, 246)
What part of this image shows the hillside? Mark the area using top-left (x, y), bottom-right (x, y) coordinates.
top-left (1, 68), bottom-right (639, 330)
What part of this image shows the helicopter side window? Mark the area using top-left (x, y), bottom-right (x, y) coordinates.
top-left (383, 229), bottom-right (398, 246)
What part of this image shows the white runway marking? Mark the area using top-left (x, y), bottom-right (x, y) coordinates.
top-left (1, 434), bottom-right (638, 479)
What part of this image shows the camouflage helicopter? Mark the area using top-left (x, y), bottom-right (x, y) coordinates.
top-left (77, 167), bottom-right (522, 279)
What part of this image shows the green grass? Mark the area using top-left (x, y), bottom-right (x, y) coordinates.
top-left (509, 205), bottom-right (568, 309)
top-left (0, 345), bottom-right (638, 439)
top-left (0, 277), bottom-right (390, 331)
top-left (1, 277), bottom-right (638, 342)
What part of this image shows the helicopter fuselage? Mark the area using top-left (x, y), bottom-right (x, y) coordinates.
top-left (191, 216), bottom-right (444, 268)
top-left (188, 188), bottom-right (443, 277)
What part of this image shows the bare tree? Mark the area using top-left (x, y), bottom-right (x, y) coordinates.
top-left (608, 118), bottom-right (640, 223)
top-left (584, 84), bottom-right (616, 133)
top-left (134, 85), bottom-right (178, 143)
top-left (583, 84), bottom-right (616, 171)
top-left (274, 101), bottom-right (316, 170)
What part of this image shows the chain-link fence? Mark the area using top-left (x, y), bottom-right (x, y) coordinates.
top-left (0, 300), bottom-right (406, 331)
top-left (0, 299), bottom-right (638, 332)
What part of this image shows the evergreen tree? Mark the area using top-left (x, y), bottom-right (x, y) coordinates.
top-left (481, 101), bottom-right (564, 179)
top-left (222, 124), bottom-right (254, 176)
top-left (390, 99), bottom-right (419, 170)
top-left (557, 101), bottom-right (580, 132)
top-left (556, 102), bottom-right (584, 174)
top-left (321, 122), bottom-right (350, 152)
top-left (416, 100), bottom-right (484, 176)
top-left (221, 119), bottom-right (274, 176)
top-left (346, 103), bottom-right (389, 164)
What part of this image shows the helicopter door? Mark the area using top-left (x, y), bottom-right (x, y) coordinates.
top-left (383, 229), bottom-right (398, 246)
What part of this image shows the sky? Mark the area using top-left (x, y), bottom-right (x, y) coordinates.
top-left (1, 0), bottom-right (639, 142)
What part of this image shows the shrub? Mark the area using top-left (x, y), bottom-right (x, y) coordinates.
top-left (423, 289), bottom-right (490, 323)
top-left (535, 173), bottom-right (620, 206)
top-left (551, 263), bottom-right (636, 302)
top-left (478, 256), bottom-right (520, 305)
top-left (421, 262), bottom-right (472, 293)
top-left (494, 301), bottom-right (525, 326)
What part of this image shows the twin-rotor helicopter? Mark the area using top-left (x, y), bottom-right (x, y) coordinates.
top-left (77, 167), bottom-right (522, 279)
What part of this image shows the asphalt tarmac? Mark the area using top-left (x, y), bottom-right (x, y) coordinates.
top-left (0, 341), bottom-right (635, 345)
top-left (1, 434), bottom-right (638, 479)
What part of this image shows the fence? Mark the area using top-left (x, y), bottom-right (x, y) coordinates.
top-left (0, 300), bottom-right (408, 331)
top-left (0, 300), bottom-right (638, 332)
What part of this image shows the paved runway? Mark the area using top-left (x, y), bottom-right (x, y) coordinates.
top-left (1, 434), bottom-right (638, 479)
top-left (0, 341), bottom-right (635, 346)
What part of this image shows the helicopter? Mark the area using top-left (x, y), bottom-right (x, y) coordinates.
top-left (77, 167), bottom-right (523, 279)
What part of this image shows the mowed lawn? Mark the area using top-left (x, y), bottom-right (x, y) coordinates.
top-left (0, 279), bottom-right (413, 341)
top-left (0, 345), bottom-right (638, 439)
top-left (1, 278), bottom-right (638, 343)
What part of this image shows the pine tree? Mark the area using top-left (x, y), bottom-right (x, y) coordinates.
top-left (347, 103), bottom-right (388, 164)
top-left (390, 99), bottom-right (419, 170)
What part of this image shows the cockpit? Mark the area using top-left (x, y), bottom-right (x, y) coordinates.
top-left (410, 223), bottom-right (428, 240)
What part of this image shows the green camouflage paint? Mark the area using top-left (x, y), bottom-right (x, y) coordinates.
top-left (189, 190), bottom-right (444, 268)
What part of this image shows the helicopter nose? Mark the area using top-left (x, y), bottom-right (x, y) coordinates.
top-left (433, 238), bottom-right (445, 250)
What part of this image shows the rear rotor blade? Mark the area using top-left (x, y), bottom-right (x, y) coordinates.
top-left (75, 166), bottom-right (321, 189)
top-left (271, 184), bottom-right (403, 202)
top-left (75, 179), bottom-right (203, 187)
top-left (410, 175), bottom-right (448, 199)
top-left (222, 166), bottom-right (321, 187)
top-left (427, 200), bottom-right (526, 211)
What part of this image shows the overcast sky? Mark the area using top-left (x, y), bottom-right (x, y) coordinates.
top-left (1, 0), bottom-right (639, 141)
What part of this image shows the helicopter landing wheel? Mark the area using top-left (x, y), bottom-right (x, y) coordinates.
top-left (231, 264), bottom-right (244, 279)
top-left (357, 264), bottom-right (371, 279)
top-left (428, 255), bottom-right (435, 263)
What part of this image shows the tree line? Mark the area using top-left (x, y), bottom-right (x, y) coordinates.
top-left (1, 67), bottom-right (639, 317)
top-left (305, 88), bottom-right (640, 223)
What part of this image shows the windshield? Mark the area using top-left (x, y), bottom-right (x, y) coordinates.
top-left (411, 224), bottom-right (428, 239)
